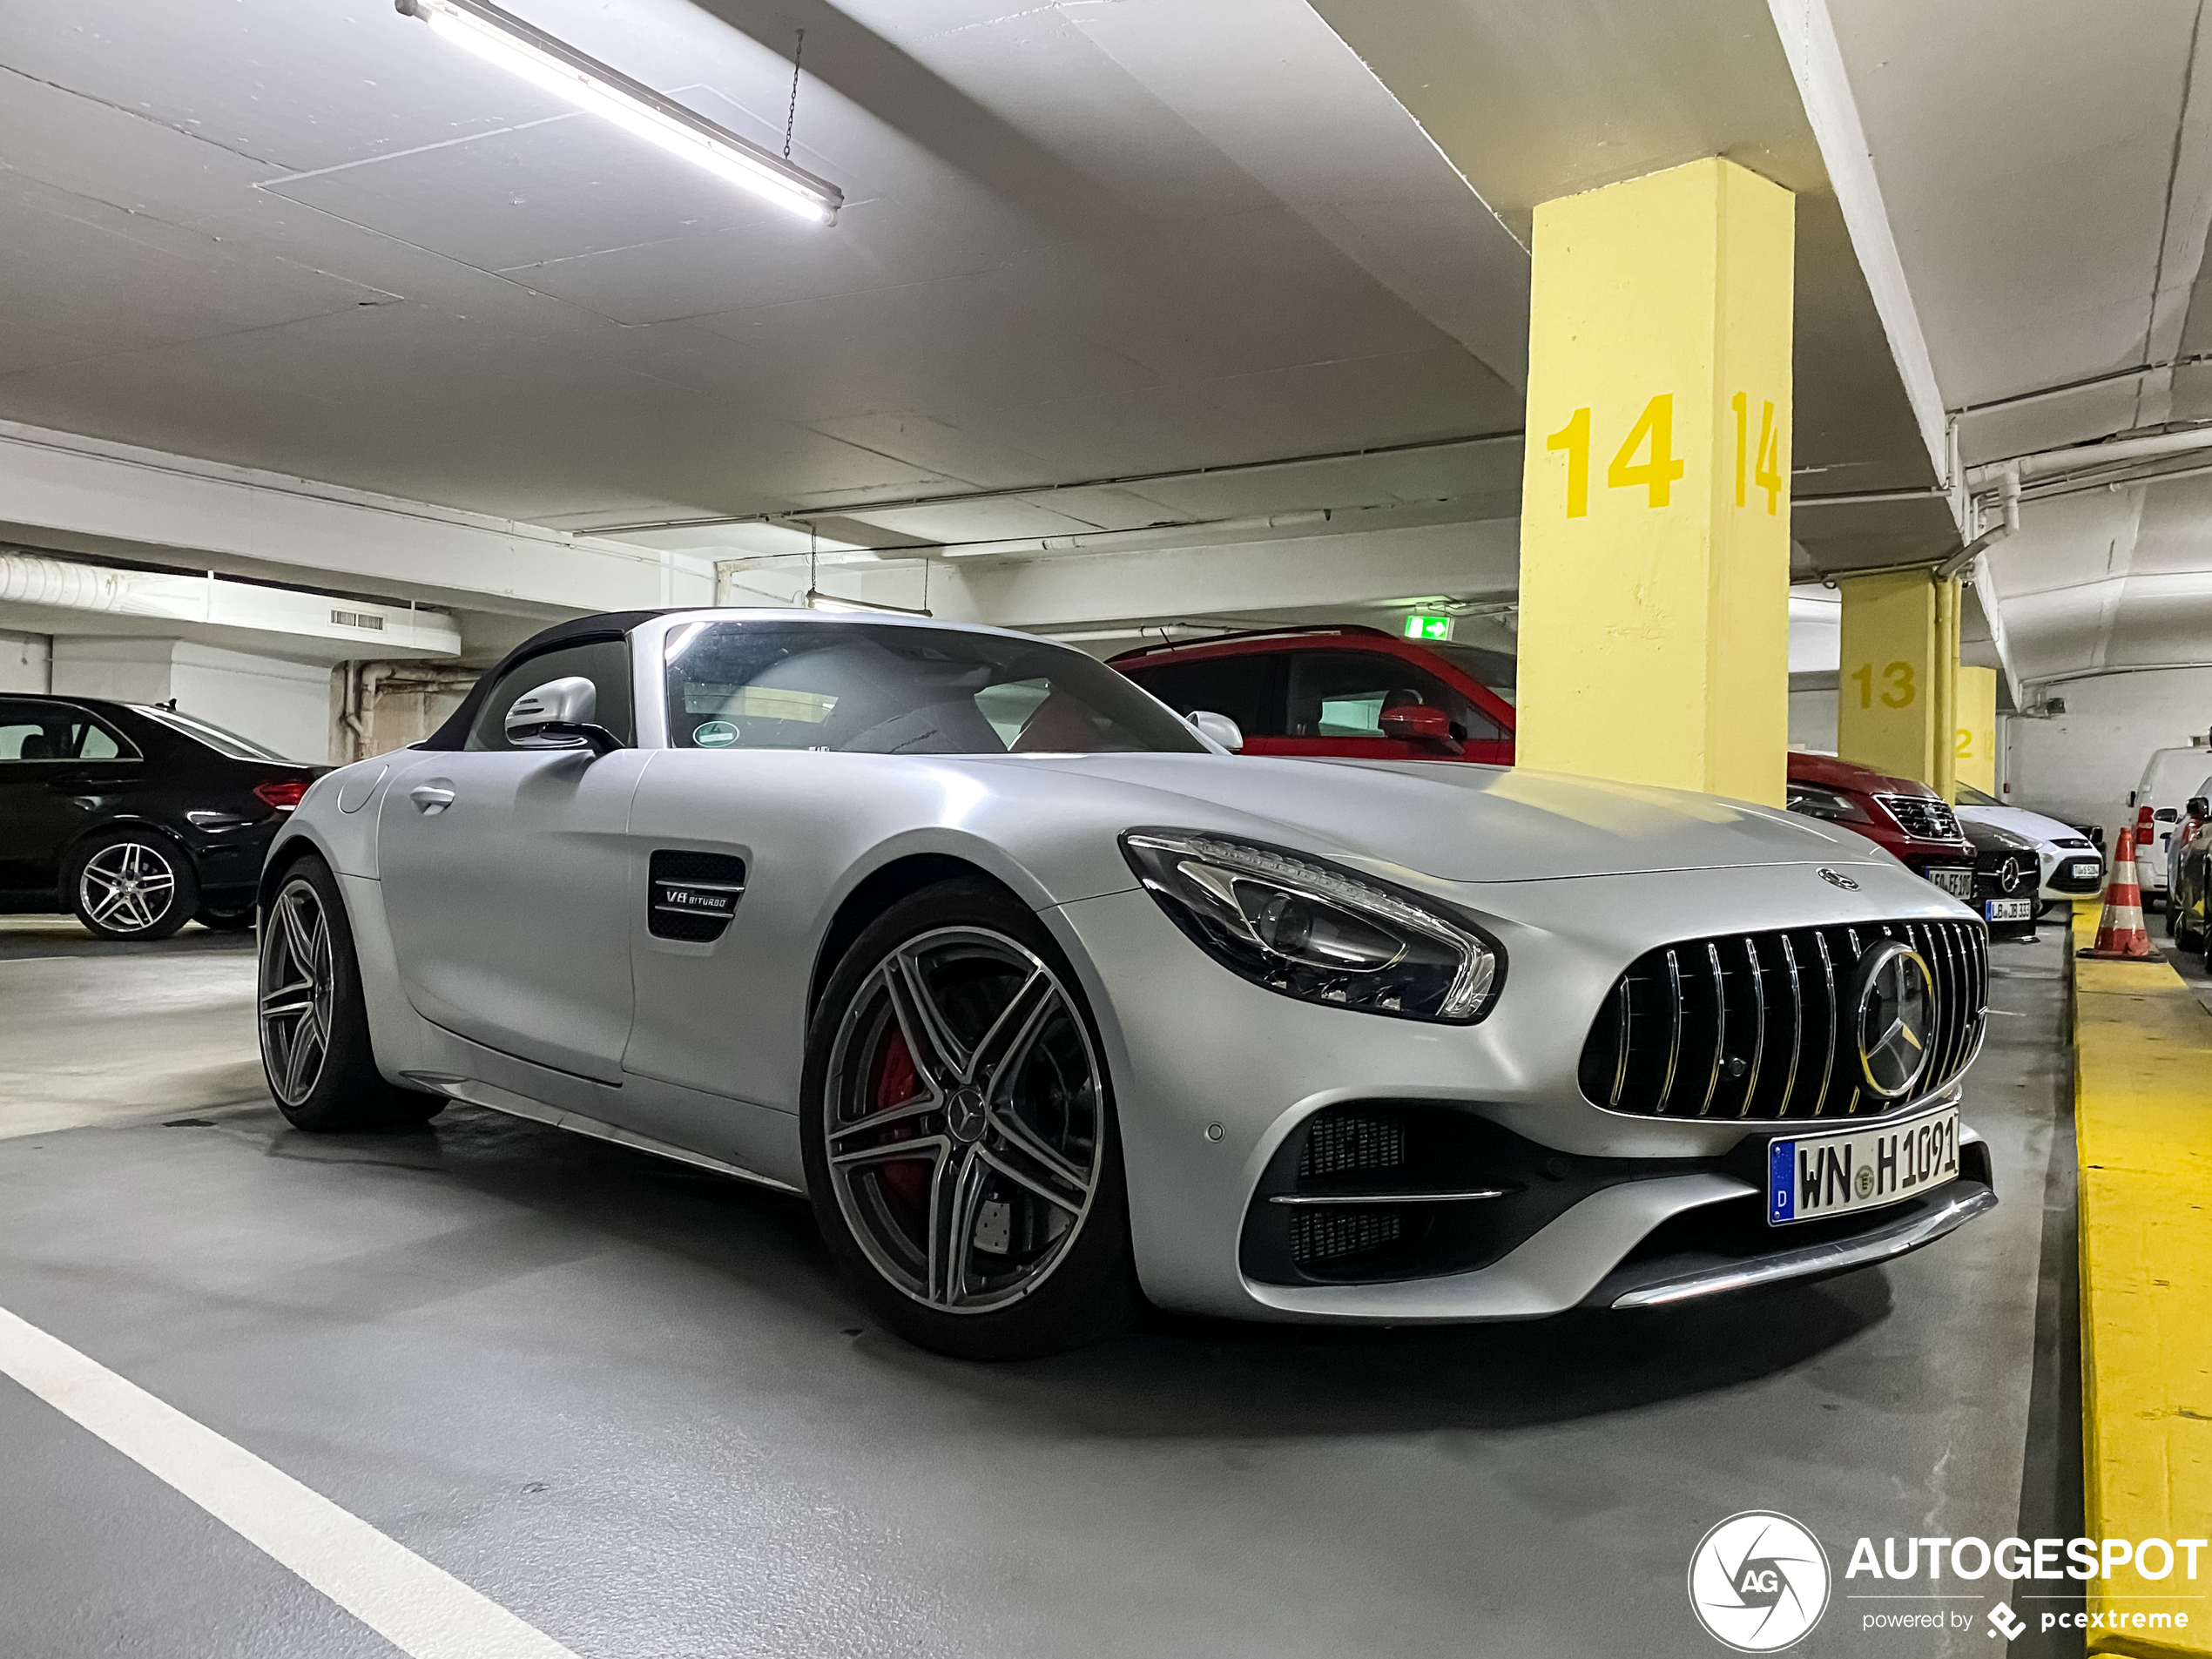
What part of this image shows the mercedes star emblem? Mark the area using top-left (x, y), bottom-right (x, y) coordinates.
top-left (1818, 867), bottom-right (1859, 891)
top-left (1851, 941), bottom-right (1936, 1098)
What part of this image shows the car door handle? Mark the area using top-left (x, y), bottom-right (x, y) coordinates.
top-left (409, 783), bottom-right (455, 815)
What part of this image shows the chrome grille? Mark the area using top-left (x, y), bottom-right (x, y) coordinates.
top-left (1877, 793), bottom-right (1962, 840)
top-left (1577, 920), bottom-right (1987, 1119)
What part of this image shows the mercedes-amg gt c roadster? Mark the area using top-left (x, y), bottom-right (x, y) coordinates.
top-left (258, 609), bottom-right (1995, 1358)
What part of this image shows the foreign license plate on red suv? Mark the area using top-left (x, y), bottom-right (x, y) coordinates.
top-left (1766, 1109), bottom-right (1960, 1225)
top-left (1925, 867), bottom-right (1977, 900)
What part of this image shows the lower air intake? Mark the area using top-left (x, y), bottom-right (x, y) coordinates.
top-left (1298, 1110), bottom-right (1406, 1179)
top-left (1287, 1206), bottom-right (1403, 1266)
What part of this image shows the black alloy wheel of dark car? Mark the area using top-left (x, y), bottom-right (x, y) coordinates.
top-left (800, 880), bottom-right (1143, 1360)
top-left (68, 831), bottom-right (199, 941)
top-left (257, 857), bottom-right (442, 1131)
top-left (196, 904), bottom-right (258, 933)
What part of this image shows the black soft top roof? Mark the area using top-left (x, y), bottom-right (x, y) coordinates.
top-left (420, 609), bottom-right (674, 752)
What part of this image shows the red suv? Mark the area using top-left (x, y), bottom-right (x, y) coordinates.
top-left (1779, 752), bottom-right (1978, 898)
top-left (1108, 625), bottom-right (1517, 763)
top-left (1111, 624), bottom-right (1979, 897)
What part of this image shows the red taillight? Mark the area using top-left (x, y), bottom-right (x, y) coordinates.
top-left (253, 778), bottom-right (309, 812)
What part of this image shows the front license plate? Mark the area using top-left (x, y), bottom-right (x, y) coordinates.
top-left (1926, 866), bottom-right (1977, 900)
top-left (1985, 897), bottom-right (2034, 922)
top-left (1767, 1109), bottom-right (1960, 1225)
top-left (2069, 860), bottom-right (2101, 880)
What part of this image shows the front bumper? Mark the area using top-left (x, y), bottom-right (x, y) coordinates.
top-left (1049, 860), bottom-right (1996, 1322)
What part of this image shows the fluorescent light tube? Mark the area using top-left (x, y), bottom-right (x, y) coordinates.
top-left (803, 590), bottom-right (933, 617)
top-left (396, 0), bottom-right (842, 225)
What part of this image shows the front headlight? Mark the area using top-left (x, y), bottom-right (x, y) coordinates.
top-left (1119, 829), bottom-right (1503, 1022)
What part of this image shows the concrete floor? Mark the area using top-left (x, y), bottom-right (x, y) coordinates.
top-left (0, 917), bottom-right (2083, 1658)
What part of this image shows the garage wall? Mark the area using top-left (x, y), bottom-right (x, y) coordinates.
top-left (2006, 666), bottom-right (2212, 841)
top-left (0, 629), bottom-right (51, 693)
top-left (1788, 679), bottom-right (1838, 752)
top-left (51, 637), bottom-right (334, 763)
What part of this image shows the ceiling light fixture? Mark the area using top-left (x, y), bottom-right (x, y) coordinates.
top-left (803, 589), bottom-right (933, 617)
top-left (395, 0), bottom-right (843, 225)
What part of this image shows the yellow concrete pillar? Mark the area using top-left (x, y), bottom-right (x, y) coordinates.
top-left (1836, 570), bottom-right (1962, 793)
top-left (1515, 157), bottom-right (1795, 806)
top-left (1955, 665), bottom-right (1998, 798)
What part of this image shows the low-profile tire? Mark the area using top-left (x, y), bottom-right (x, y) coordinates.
top-left (195, 904), bottom-right (257, 933)
top-left (69, 831), bottom-right (198, 941)
top-left (799, 879), bottom-right (1143, 1360)
top-left (259, 857), bottom-right (442, 1131)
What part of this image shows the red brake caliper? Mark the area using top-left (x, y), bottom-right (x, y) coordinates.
top-left (867, 1022), bottom-right (930, 1208)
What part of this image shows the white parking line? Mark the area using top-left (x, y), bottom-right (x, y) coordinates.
top-left (0, 1304), bottom-right (581, 1659)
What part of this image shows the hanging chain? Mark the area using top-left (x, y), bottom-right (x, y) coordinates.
top-left (784, 30), bottom-right (805, 159)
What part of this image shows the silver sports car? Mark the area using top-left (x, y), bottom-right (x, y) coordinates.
top-left (258, 609), bottom-right (1995, 1358)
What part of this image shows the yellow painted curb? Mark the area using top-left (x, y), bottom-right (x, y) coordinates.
top-left (2072, 914), bottom-right (2212, 1657)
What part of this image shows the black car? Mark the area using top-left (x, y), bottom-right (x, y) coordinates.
top-left (0, 695), bottom-right (325, 940)
top-left (1959, 816), bottom-right (2041, 939)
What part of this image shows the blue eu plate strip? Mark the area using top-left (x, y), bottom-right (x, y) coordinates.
top-left (1769, 1138), bottom-right (1797, 1222)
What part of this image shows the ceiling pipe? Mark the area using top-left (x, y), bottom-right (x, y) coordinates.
top-left (1966, 425), bottom-right (2212, 487)
top-left (0, 550), bottom-right (136, 614)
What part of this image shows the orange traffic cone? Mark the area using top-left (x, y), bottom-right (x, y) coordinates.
top-left (2078, 826), bottom-right (2156, 960)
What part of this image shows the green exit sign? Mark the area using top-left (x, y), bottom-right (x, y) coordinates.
top-left (1403, 613), bottom-right (1454, 641)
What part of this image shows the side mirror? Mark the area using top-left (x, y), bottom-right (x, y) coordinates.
top-left (505, 677), bottom-right (622, 757)
top-left (1188, 710), bottom-right (1244, 752)
top-left (1379, 704), bottom-right (1460, 752)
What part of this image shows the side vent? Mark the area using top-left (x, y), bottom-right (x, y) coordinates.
top-left (649, 849), bottom-right (747, 942)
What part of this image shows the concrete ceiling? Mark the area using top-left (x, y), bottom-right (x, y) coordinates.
top-left (0, 0), bottom-right (1531, 546)
top-left (2, 0), bottom-right (2190, 687)
top-left (1817, 0), bottom-right (2212, 689)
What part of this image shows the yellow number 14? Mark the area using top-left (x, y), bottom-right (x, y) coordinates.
top-left (1732, 391), bottom-right (1783, 515)
top-left (1546, 394), bottom-right (1683, 516)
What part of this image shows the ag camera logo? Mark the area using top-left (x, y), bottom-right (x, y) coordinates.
top-left (1689, 1512), bottom-right (1831, 1651)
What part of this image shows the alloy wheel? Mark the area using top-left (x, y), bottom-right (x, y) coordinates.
top-left (824, 927), bottom-right (1103, 1314)
top-left (78, 840), bottom-right (179, 934)
top-left (260, 880), bottom-right (335, 1108)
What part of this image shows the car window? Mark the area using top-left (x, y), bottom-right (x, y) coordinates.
top-left (665, 621), bottom-right (1204, 755)
top-left (0, 701), bottom-right (138, 761)
top-left (1955, 782), bottom-right (1999, 807)
top-left (1284, 650), bottom-right (1505, 743)
top-left (468, 638), bottom-right (635, 752)
top-left (134, 705), bottom-right (288, 761)
top-left (1425, 642), bottom-right (1519, 707)
top-left (1119, 653), bottom-right (1279, 737)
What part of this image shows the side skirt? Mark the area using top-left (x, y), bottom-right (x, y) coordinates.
top-left (401, 1069), bottom-right (804, 1197)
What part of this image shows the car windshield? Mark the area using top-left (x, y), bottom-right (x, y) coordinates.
top-left (1956, 782), bottom-right (1999, 806)
top-left (1426, 642), bottom-right (1517, 705)
top-left (134, 705), bottom-right (291, 762)
top-left (664, 620), bottom-right (1207, 755)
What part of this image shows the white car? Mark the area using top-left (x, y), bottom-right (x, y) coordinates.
top-left (1952, 783), bottom-right (2104, 909)
top-left (255, 609), bottom-right (1996, 1359)
top-left (2127, 744), bottom-right (2212, 905)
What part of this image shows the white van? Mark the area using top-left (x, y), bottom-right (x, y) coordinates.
top-left (2128, 740), bottom-right (2212, 904)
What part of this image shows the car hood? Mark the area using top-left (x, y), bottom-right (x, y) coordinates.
top-left (1008, 753), bottom-right (1880, 883)
top-left (1954, 805), bottom-right (2080, 850)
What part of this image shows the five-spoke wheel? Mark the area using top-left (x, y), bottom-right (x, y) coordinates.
top-left (71, 833), bottom-right (196, 940)
top-left (260, 876), bottom-right (335, 1109)
top-left (254, 857), bottom-right (442, 1131)
top-left (803, 882), bottom-right (1140, 1358)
